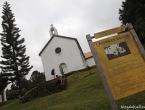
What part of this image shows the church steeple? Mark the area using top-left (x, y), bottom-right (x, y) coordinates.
top-left (49, 24), bottom-right (58, 37)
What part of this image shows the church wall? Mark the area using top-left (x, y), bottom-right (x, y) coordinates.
top-left (86, 57), bottom-right (95, 67)
top-left (40, 36), bottom-right (86, 81)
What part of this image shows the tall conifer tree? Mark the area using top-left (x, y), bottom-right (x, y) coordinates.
top-left (0, 2), bottom-right (33, 96)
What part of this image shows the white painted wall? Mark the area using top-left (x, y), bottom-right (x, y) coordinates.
top-left (40, 36), bottom-right (86, 81)
top-left (86, 57), bottom-right (95, 67)
top-left (0, 95), bottom-right (2, 103)
top-left (3, 90), bottom-right (7, 102)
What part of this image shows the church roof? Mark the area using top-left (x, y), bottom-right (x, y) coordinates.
top-left (39, 34), bottom-right (86, 60)
top-left (84, 51), bottom-right (93, 59)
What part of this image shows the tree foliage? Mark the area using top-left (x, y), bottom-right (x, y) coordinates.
top-left (0, 2), bottom-right (33, 96)
top-left (119, 0), bottom-right (145, 47)
top-left (30, 70), bottom-right (45, 86)
top-left (11, 77), bottom-right (29, 91)
top-left (7, 71), bottom-right (45, 100)
top-left (7, 77), bottom-right (29, 100)
top-left (0, 73), bottom-right (9, 94)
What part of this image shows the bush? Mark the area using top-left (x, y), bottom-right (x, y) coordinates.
top-left (7, 90), bottom-right (19, 100)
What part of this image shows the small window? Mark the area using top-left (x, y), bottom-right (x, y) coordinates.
top-left (55, 47), bottom-right (61, 54)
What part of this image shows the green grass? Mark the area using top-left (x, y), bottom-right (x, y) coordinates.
top-left (1, 67), bottom-right (145, 110)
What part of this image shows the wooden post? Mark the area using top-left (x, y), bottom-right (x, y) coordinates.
top-left (86, 34), bottom-right (118, 110)
top-left (126, 23), bottom-right (145, 60)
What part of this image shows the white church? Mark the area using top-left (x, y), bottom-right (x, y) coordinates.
top-left (39, 25), bottom-right (95, 81)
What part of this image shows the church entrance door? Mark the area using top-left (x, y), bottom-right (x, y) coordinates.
top-left (59, 63), bottom-right (68, 74)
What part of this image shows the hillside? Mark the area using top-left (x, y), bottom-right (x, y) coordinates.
top-left (1, 67), bottom-right (145, 110)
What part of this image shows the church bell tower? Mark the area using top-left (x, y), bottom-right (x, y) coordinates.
top-left (49, 24), bottom-right (58, 37)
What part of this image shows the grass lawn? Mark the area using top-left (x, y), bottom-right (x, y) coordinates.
top-left (0, 67), bottom-right (145, 110)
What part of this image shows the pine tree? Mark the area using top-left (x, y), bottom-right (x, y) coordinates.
top-left (0, 2), bottom-right (33, 97)
top-left (119, 0), bottom-right (145, 47)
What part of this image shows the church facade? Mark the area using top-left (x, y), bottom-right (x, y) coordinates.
top-left (39, 25), bottom-right (95, 81)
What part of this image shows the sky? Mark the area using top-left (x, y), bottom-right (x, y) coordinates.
top-left (0, 0), bottom-right (124, 80)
